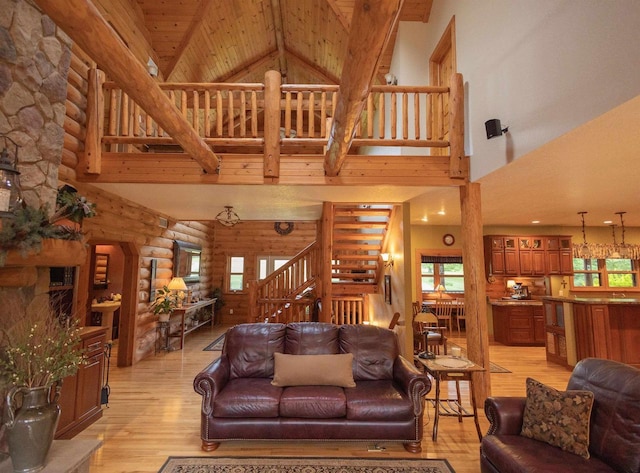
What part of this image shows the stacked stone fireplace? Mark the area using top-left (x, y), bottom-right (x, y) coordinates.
top-left (0, 0), bottom-right (72, 452)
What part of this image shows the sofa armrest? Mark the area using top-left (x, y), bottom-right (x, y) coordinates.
top-left (484, 396), bottom-right (526, 435)
top-left (393, 356), bottom-right (432, 416)
top-left (193, 356), bottom-right (230, 416)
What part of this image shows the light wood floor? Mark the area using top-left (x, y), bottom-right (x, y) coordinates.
top-left (77, 326), bottom-right (572, 473)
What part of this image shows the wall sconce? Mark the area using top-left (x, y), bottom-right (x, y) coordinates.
top-left (485, 119), bottom-right (509, 139)
top-left (384, 72), bottom-right (397, 85)
top-left (215, 205), bottom-right (241, 227)
top-left (147, 57), bottom-right (159, 77)
top-left (0, 134), bottom-right (23, 219)
top-left (381, 252), bottom-right (394, 268)
top-left (167, 277), bottom-right (188, 307)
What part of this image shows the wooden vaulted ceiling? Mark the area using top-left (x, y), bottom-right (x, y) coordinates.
top-left (131, 0), bottom-right (432, 85)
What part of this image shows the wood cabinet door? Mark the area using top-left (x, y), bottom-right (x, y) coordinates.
top-left (547, 251), bottom-right (560, 274)
top-left (519, 251), bottom-right (532, 274)
top-left (560, 250), bottom-right (574, 274)
top-left (532, 251), bottom-right (546, 275)
top-left (491, 250), bottom-right (505, 274)
top-left (504, 250), bottom-right (519, 275)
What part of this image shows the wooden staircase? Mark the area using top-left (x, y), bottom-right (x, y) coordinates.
top-left (247, 203), bottom-right (394, 325)
top-left (331, 204), bottom-right (393, 291)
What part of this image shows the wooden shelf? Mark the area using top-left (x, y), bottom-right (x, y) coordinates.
top-left (165, 299), bottom-right (217, 350)
top-left (4, 239), bottom-right (87, 267)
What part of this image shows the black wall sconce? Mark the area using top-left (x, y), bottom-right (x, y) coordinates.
top-left (485, 119), bottom-right (509, 139)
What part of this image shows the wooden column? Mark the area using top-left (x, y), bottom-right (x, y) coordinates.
top-left (320, 202), bottom-right (333, 323)
top-left (460, 182), bottom-right (491, 403)
top-left (449, 72), bottom-right (465, 179)
top-left (264, 70), bottom-right (281, 178)
top-left (35, 0), bottom-right (219, 174)
top-left (324, 0), bottom-right (403, 176)
top-left (79, 67), bottom-right (105, 175)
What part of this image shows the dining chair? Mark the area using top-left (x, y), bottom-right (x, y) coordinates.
top-left (433, 299), bottom-right (454, 334)
top-left (414, 311), bottom-right (448, 355)
top-left (455, 298), bottom-right (466, 335)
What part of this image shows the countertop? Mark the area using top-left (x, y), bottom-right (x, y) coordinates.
top-left (489, 299), bottom-right (543, 306)
top-left (543, 296), bottom-right (640, 305)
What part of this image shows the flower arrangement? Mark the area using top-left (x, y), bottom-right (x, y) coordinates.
top-left (0, 300), bottom-right (83, 389)
top-left (150, 286), bottom-right (179, 320)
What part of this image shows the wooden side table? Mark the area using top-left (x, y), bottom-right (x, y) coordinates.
top-left (169, 298), bottom-right (217, 350)
top-left (414, 355), bottom-right (485, 441)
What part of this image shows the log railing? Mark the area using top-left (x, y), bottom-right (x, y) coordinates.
top-left (247, 242), bottom-right (320, 324)
top-left (100, 71), bottom-right (454, 150)
top-left (331, 296), bottom-right (366, 325)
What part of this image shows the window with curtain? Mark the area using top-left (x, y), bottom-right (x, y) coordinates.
top-left (420, 255), bottom-right (464, 293)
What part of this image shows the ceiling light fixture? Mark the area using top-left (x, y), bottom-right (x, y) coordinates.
top-left (215, 205), bottom-right (241, 227)
top-left (384, 72), bottom-right (397, 85)
top-left (573, 211), bottom-right (640, 259)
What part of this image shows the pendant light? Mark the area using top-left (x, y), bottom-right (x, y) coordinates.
top-left (575, 211), bottom-right (592, 259)
top-left (215, 205), bottom-right (241, 227)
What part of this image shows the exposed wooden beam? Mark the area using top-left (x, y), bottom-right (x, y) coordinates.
top-left (164, 0), bottom-right (214, 80)
top-left (326, 0), bottom-right (352, 30)
top-left (270, 0), bottom-right (289, 82)
top-left (35, 0), bottom-right (220, 174)
top-left (324, 0), bottom-right (404, 177)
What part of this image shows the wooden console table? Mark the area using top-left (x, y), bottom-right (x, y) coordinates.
top-left (169, 298), bottom-right (216, 350)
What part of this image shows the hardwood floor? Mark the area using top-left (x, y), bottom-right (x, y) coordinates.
top-left (77, 326), bottom-right (572, 473)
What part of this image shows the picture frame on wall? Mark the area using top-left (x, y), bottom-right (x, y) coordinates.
top-left (384, 275), bottom-right (391, 304)
top-left (149, 258), bottom-right (157, 302)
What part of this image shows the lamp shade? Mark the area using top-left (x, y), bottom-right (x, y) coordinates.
top-left (506, 279), bottom-right (516, 289)
top-left (435, 284), bottom-right (446, 292)
top-left (167, 277), bottom-right (188, 291)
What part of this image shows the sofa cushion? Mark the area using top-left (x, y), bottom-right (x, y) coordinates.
top-left (225, 323), bottom-right (285, 379)
top-left (339, 324), bottom-right (397, 381)
top-left (280, 386), bottom-right (346, 418)
top-left (482, 434), bottom-right (616, 473)
top-left (213, 378), bottom-right (281, 417)
top-left (520, 378), bottom-right (594, 459)
top-left (271, 353), bottom-right (356, 387)
top-left (346, 380), bottom-right (413, 421)
top-left (567, 358), bottom-right (640, 473)
top-left (285, 322), bottom-right (339, 354)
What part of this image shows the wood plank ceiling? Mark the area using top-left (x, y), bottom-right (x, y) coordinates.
top-left (134, 0), bottom-right (432, 85)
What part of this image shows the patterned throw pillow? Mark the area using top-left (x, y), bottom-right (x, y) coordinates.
top-left (520, 377), bottom-right (594, 459)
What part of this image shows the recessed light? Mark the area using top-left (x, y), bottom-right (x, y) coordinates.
top-left (603, 220), bottom-right (613, 224)
top-left (437, 210), bottom-right (446, 216)
top-left (531, 220), bottom-right (540, 224)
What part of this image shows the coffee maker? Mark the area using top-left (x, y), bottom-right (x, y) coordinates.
top-left (511, 282), bottom-right (530, 300)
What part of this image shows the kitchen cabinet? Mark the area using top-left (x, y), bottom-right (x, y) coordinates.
top-left (544, 300), bottom-right (568, 366)
top-left (484, 235), bottom-right (572, 277)
top-left (56, 326), bottom-right (107, 439)
top-left (491, 303), bottom-right (545, 346)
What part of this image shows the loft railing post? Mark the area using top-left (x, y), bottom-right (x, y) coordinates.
top-left (248, 280), bottom-right (258, 323)
top-left (264, 70), bottom-right (281, 178)
top-left (449, 72), bottom-right (465, 179)
top-left (80, 67), bottom-right (105, 175)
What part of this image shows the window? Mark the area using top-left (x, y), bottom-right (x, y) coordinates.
top-left (420, 255), bottom-right (464, 293)
top-left (572, 258), bottom-right (638, 289)
top-left (229, 256), bottom-right (244, 291)
top-left (257, 256), bottom-right (291, 279)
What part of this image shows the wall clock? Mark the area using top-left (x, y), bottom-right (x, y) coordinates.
top-left (443, 234), bottom-right (455, 246)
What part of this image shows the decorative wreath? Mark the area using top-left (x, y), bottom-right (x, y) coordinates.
top-left (274, 221), bottom-right (294, 235)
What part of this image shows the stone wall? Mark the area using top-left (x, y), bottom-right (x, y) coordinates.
top-left (0, 0), bottom-right (72, 453)
top-left (0, 0), bottom-right (71, 210)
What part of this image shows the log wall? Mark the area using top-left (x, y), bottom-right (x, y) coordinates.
top-left (212, 221), bottom-right (318, 325)
top-left (62, 46), bottom-right (214, 363)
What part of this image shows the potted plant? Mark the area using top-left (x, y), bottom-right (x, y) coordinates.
top-left (0, 301), bottom-right (84, 472)
top-left (150, 286), bottom-right (179, 322)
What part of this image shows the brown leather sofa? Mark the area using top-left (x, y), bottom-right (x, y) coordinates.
top-left (480, 358), bottom-right (640, 473)
top-left (193, 322), bottom-right (431, 453)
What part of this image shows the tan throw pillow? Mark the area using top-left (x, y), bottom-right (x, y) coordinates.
top-left (520, 377), bottom-right (594, 459)
top-left (271, 353), bottom-right (356, 387)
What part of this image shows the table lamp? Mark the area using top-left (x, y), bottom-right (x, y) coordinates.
top-left (435, 284), bottom-right (446, 300)
top-left (168, 277), bottom-right (188, 307)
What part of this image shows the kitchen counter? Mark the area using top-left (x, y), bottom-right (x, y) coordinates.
top-left (490, 299), bottom-right (543, 306)
top-left (543, 296), bottom-right (640, 305)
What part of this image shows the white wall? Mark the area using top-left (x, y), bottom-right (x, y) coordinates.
top-left (397, 0), bottom-right (640, 180)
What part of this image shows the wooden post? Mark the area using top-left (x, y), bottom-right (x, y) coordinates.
top-left (324, 0), bottom-right (403, 176)
top-left (264, 70), bottom-right (281, 178)
top-left (449, 72), bottom-right (465, 179)
top-left (248, 280), bottom-right (258, 322)
top-left (34, 0), bottom-right (220, 174)
top-left (460, 182), bottom-right (491, 404)
top-left (80, 67), bottom-right (105, 175)
top-left (321, 202), bottom-right (333, 323)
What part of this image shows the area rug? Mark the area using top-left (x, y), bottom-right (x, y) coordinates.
top-left (158, 456), bottom-right (455, 473)
top-left (448, 343), bottom-right (511, 373)
top-left (203, 334), bottom-right (225, 351)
